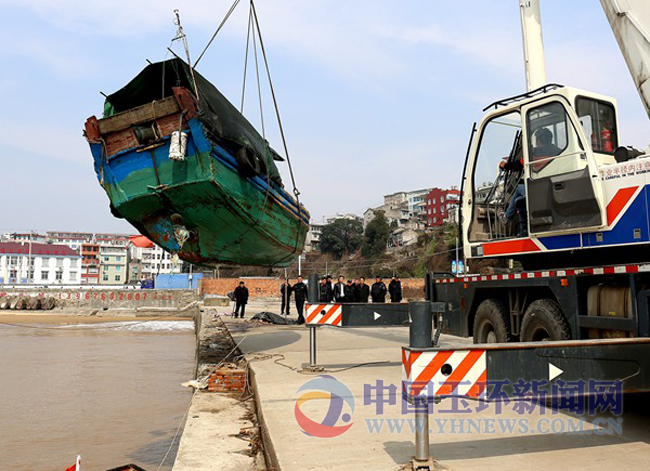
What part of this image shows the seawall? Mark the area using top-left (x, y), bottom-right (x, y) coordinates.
top-left (0, 288), bottom-right (198, 316)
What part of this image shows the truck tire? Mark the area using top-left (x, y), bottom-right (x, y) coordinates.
top-left (473, 299), bottom-right (510, 344)
top-left (520, 299), bottom-right (571, 342)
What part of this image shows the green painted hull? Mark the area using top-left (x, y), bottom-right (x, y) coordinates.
top-left (92, 118), bottom-right (308, 267)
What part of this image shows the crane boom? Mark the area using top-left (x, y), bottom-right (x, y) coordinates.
top-left (519, 0), bottom-right (547, 91)
top-left (601, 0), bottom-right (650, 119)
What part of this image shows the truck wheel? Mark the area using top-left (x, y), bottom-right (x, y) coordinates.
top-left (520, 299), bottom-right (571, 342)
top-left (473, 299), bottom-right (510, 344)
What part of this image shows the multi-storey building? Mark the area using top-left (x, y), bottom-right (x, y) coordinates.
top-left (365, 189), bottom-right (432, 229)
top-left (46, 231), bottom-right (94, 251)
top-left (1, 232), bottom-right (47, 243)
top-left (81, 243), bottom-right (101, 285)
top-left (99, 245), bottom-right (128, 285)
top-left (425, 187), bottom-right (460, 227)
top-left (95, 233), bottom-right (131, 247)
top-left (128, 235), bottom-right (180, 282)
top-left (0, 242), bottom-right (81, 285)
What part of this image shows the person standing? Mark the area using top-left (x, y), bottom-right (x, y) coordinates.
top-left (333, 275), bottom-right (346, 302)
top-left (319, 277), bottom-right (334, 303)
top-left (357, 276), bottom-right (370, 303)
top-left (233, 281), bottom-right (249, 318)
top-left (371, 276), bottom-right (387, 303)
top-left (280, 278), bottom-right (292, 315)
top-left (344, 279), bottom-right (355, 303)
top-left (293, 276), bottom-right (308, 325)
top-left (388, 276), bottom-right (403, 303)
top-left (352, 278), bottom-right (361, 302)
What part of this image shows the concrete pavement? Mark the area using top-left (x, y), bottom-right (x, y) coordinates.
top-left (227, 301), bottom-right (650, 471)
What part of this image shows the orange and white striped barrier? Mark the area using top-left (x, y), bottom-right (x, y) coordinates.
top-left (305, 303), bottom-right (343, 326)
top-left (402, 348), bottom-right (487, 399)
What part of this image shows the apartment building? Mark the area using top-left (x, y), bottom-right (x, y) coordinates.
top-left (364, 188), bottom-right (432, 229)
top-left (0, 242), bottom-right (81, 285)
top-left (99, 245), bottom-right (128, 285)
top-left (95, 233), bottom-right (131, 247)
top-left (46, 231), bottom-right (94, 251)
top-left (81, 243), bottom-right (101, 285)
top-left (425, 187), bottom-right (460, 227)
top-left (1, 232), bottom-right (47, 243)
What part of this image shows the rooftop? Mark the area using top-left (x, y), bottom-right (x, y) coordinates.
top-left (0, 242), bottom-right (80, 257)
top-left (129, 235), bottom-right (155, 249)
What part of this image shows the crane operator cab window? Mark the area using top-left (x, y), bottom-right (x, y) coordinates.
top-left (525, 101), bottom-right (602, 234)
top-left (469, 111), bottom-right (524, 242)
top-left (576, 97), bottom-right (618, 157)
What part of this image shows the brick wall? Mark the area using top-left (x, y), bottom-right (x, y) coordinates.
top-left (401, 278), bottom-right (426, 300)
top-left (201, 277), bottom-right (426, 300)
top-left (208, 367), bottom-right (246, 393)
top-left (201, 278), bottom-right (281, 298)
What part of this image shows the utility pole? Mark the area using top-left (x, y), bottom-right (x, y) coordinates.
top-left (455, 236), bottom-right (460, 277)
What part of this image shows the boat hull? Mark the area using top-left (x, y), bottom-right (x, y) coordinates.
top-left (90, 117), bottom-right (308, 267)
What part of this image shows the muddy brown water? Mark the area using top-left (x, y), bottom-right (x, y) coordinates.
top-left (0, 320), bottom-right (195, 471)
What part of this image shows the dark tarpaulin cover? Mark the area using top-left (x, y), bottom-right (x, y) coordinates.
top-left (103, 58), bottom-right (282, 185)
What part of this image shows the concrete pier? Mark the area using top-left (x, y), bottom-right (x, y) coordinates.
top-left (172, 306), bottom-right (263, 471)
top-left (175, 300), bottom-right (650, 470)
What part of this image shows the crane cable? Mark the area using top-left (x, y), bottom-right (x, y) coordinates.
top-left (194, 0), bottom-right (243, 67)
top-left (194, 0), bottom-right (306, 266)
top-left (249, 0), bottom-right (305, 266)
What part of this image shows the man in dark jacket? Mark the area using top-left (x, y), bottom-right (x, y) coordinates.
top-left (371, 276), bottom-right (387, 303)
top-left (388, 276), bottom-right (403, 303)
top-left (293, 276), bottom-right (309, 324)
top-left (333, 275), bottom-right (346, 302)
top-left (280, 279), bottom-right (292, 315)
top-left (318, 277), bottom-right (333, 303)
top-left (352, 279), bottom-right (360, 302)
top-left (234, 281), bottom-right (249, 318)
top-left (357, 277), bottom-right (370, 303)
top-left (344, 279), bottom-right (355, 303)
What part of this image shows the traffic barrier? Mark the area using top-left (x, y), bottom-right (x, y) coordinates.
top-left (402, 349), bottom-right (487, 399)
top-left (305, 303), bottom-right (342, 326)
top-left (303, 300), bottom-right (445, 373)
top-left (304, 301), bottom-right (412, 370)
top-left (402, 312), bottom-right (650, 469)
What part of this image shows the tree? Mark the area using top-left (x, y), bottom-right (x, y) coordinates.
top-left (361, 211), bottom-right (392, 258)
top-left (319, 218), bottom-right (363, 260)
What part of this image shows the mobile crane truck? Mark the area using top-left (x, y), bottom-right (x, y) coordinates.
top-left (408, 0), bottom-right (650, 397)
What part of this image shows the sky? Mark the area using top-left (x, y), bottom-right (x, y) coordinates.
top-left (1, 0), bottom-right (649, 234)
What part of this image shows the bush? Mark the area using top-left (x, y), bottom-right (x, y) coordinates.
top-left (320, 218), bottom-right (363, 260)
top-left (361, 211), bottom-right (391, 258)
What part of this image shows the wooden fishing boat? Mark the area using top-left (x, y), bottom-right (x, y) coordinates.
top-left (84, 58), bottom-right (309, 267)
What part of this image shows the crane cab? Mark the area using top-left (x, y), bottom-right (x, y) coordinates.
top-left (462, 84), bottom-right (650, 269)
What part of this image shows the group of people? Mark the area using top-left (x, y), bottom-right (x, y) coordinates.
top-left (232, 275), bottom-right (404, 325)
top-left (280, 275), bottom-right (403, 323)
top-left (316, 275), bottom-right (403, 304)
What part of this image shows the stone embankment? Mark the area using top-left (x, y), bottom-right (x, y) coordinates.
top-left (0, 288), bottom-right (198, 317)
top-left (173, 307), bottom-right (265, 471)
